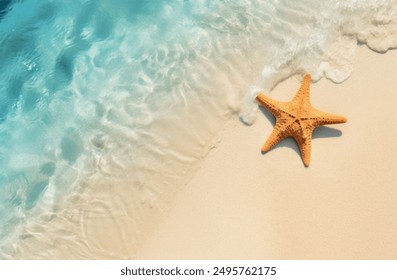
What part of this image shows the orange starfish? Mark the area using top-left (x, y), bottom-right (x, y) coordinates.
top-left (256, 73), bottom-right (347, 167)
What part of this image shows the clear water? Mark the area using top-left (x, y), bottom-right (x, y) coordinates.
top-left (0, 0), bottom-right (396, 258)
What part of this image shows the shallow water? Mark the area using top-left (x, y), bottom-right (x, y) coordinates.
top-left (0, 0), bottom-right (396, 258)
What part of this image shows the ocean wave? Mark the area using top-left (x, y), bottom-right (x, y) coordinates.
top-left (0, 0), bottom-right (396, 258)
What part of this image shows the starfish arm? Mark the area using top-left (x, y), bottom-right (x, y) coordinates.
top-left (256, 93), bottom-right (290, 118)
top-left (292, 73), bottom-right (311, 105)
top-left (311, 109), bottom-right (347, 127)
top-left (261, 121), bottom-right (288, 152)
top-left (294, 134), bottom-right (312, 167)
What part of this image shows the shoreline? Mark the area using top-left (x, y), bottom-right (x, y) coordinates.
top-left (136, 46), bottom-right (397, 259)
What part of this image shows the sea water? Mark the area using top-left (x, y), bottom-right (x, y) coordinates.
top-left (0, 0), bottom-right (396, 258)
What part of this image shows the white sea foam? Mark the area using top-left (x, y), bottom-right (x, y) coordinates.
top-left (0, 0), bottom-right (397, 258)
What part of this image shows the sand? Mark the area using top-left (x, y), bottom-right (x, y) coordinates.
top-left (136, 46), bottom-right (397, 259)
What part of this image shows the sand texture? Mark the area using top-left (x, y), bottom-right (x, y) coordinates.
top-left (136, 46), bottom-right (397, 259)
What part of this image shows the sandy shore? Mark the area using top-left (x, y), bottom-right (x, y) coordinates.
top-left (136, 46), bottom-right (397, 259)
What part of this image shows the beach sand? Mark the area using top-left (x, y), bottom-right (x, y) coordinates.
top-left (136, 46), bottom-right (397, 259)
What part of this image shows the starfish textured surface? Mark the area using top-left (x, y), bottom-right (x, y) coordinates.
top-left (256, 74), bottom-right (347, 167)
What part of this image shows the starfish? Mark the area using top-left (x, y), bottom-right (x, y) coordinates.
top-left (256, 73), bottom-right (347, 167)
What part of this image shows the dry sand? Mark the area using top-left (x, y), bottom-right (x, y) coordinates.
top-left (136, 46), bottom-right (397, 259)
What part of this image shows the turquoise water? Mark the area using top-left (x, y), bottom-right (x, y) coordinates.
top-left (0, 0), bottom-right (396, 258)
